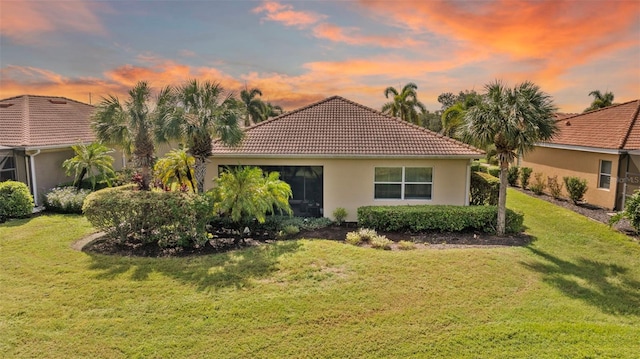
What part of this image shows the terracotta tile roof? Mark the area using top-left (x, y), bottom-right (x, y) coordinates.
top-left (0, 95), bottom-right (95, 147)
top-left (213, 96), bottom-right (483, 158)
top-left (544, 100), bottom-right (640, 150)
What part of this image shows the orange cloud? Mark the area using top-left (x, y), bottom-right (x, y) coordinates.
top-left (0, 0), bottom-right (108, 44)
top-left (252, 1), bottom-right (325, 28)
top-left (312, 23), bottom-right (423, 48)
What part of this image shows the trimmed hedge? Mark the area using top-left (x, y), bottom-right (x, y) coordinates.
top-left (487, 166), bottom-right (500, 178)
top-left (83, 185), bottom-right (213, 248)
top-left (0, 181), bottom-right (34, 221)
top-left (470, 171), bottom-right (499, 206)
top-left (357, 205), bottom-right (523, 234)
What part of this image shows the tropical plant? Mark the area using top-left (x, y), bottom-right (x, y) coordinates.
top-left (92, 81), bottom-right (169, 190)
top-left (258, 102), bottom-right (284, 122)
top-left (381, 83), bottom-right (427, 124)
top-left (461, 80), bottom-right (557, 235)
top-left (211, 166), bottom-right (292, 226)
top-left (153, 148), bottom-right (197, 192)
top-left (584, 90), bottom-right (615, 112)
top-left (240, 87), bottom-right (264, 126)
top-left (155, 79), bottom-right (244, 192)
top-left (440, 91), bottom-right (481, 138)
top-left (62, 142), bottom-right (115, 190)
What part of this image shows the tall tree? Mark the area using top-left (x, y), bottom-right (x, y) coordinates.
top-left (462, 80), bottom-right (557, 235)
top-left (62, 142), bottom-right (115, 190)
top-left (155, 79), bottom-right (244, 192)
top-left (381, 82), bottom-right (427, 124)
top-left (92, 81), bottom-right (164, 190)
top-left (258, 101), bottom-right (284, 122)
top-left (240, 87), bottom-right (264, 126)
top-left (584, 90), bottom-right (615, 112)
top-left (440, 91), bottom-right (482, 138)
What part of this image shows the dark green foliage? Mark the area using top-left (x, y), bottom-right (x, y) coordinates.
top-left (470, 161), bottom-right (482, 172)
top-left (520, 167), bottom-right (533, 189)
top-left (547, 175), bottom-right (564, 199)
top-left (83, 185), bottom-right (213, 248)
top-left (357, 205), bottom-right (523, 234)
top-left (209, 215), bottom-right (332, 237)
top-left (487, 166), bottom-right (500, 178)
top-left (44, 187), bottom-right (92, 214)
top-left (333, 207), bottom-right (347, 225)
top-left (0, 181), bottom-right (34, 221)
top-left (610, 190), bottom-right (640, 232)
top-left (470, 171), bottom-right (499, 206)
top-left (563, 176), bottom-right (588, 204)
top-left (507, 166), bottom-right (519, 187)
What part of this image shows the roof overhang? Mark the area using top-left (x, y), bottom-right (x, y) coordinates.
top-left (212, 153), bottom-right (482, 160)
top-left (535, 142), bottom-right (626, 155)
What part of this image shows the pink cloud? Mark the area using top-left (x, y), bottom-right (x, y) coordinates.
top-left (312, 23), bottom-right (423, 48)
top-left (252, 1), bottom-right (325, 28)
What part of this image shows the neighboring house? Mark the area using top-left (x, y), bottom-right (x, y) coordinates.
top-left (209, 96), bottom-right (484, 221)
top-left (0, 95), bottom-right (124, 205)
top-left (521, 99), bottom-right (640, 210)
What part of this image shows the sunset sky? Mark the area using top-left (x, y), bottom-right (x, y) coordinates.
top-left (1, 0), bottom-right (639, 113)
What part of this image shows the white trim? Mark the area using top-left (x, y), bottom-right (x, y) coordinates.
top-left (26, 149), bottom-right (41, 206)
top-left (535, 142), bottom-right (624, 155)
top-left (464, 160), bottom-right (471, 206)
top-left (374, 166), bottom-right (433, 200)
top-left (598, 159), bottom-right (612, 190)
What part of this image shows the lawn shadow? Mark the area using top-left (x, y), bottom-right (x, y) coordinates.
top-left (86, 241), bottom-right (302, 291)
top-left (522, 247), bottom-right (640, 316)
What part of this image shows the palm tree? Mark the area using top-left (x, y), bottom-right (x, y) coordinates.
top-left (153, 148), bottom-right (197, 192)
top-left (240, 87), bottom-right (264, 126)
top-left (62, 142), bottom-right (115, 190)
top-left (258, 101), bottom-right (284, 122)
top-left (584, 90), bottom-right (615, 112)
top-left (155, 79), bottom-right (244, 192)
top-left (441, 92), bottom-right (481, 138)
top-left (381, 83), bottom-right (427, 124)
top-left (92, 81), bottom-right (164, 190)
top-left (462, 80), bottom-right (557, 235)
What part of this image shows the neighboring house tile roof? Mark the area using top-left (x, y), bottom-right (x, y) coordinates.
top-left (544, 99), bottom-right (640, 150)
top-left (0, 95), bottom-right (96, 148)
top-left (213, 96), bottom-right (484, 158)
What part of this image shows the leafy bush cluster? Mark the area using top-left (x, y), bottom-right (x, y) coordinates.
top-left (0, 181), bottom-right (33, 222)
top-left (345, 228), bottom-right (392, 250)
top-left (520, 167), bottom-right (533, 189)
top-left (547, 175), bottom-right (564, 199)
top-left (507, 166), bottom-right (519, 187)
top-left (487, 166), bottom-right (500, 178)
top-left (610, 190), bottom-right (640, 232)
top-left (83, 185), bottom-right (213, 248)
top-left (209, 215), bottom-right (332, 237)
top-left (563, 176), bottom-right (588, 204)
top-left (529, 172), bottom-right (546, 195)
top-left (357, 205), bottom-right (523, 234)
top-left (332, 207), bottom-right (348, 225)
top-left (470, 171), bottom-right (499, 206)
top-left (44, 187), bottom-right (92, 213)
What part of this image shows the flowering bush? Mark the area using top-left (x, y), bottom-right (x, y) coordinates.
top-left (44, 187), bottom-right (92, 213)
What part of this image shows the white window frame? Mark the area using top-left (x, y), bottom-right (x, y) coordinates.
top-left (598, 160), bottom-right (612, 190)
top-left (374, 167), bottom-right (433, 200)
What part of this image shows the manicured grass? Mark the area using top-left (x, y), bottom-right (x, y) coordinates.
top-left (1, 190), bottom-right (639, 358)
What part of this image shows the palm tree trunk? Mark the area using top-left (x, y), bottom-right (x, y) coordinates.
top-left (497, 160), bottom-right (509, 236)
top-left (194, 156), bottom-right (207, 193)
top-left (75, 168), bottom-right (87, 190)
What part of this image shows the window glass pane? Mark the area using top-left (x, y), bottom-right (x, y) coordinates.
top-left (405, 167), bottom-right (432, 182)
top-left (599, 174), bottom-right (611, 189)
top-left (405, 184), bottom-right (432, 199)
top-left (600, 160), bottom-right (612, 175)
top-left (375, 167), bottom-right (402, 182)
top-left (0, 171), bottom-right (15, 182)
top-left (375, 184), bottom-right (401, 199)
top-left (0, 156), bottom-right (15, 170)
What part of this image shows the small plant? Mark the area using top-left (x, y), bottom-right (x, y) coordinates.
top-left (333, 207), bottom-right (348, 225)
top-left (0, 180), bottom-right (34, 220)
top-left (44, 187), bottom-right (92, 213)
top-left (278, 225), bottom-right (300, 239)
top-left (610, 190), bottom-right (640, 232)
top-left (564, 176), bottom-right (588, 204)
top-left (507, 166), bottom-right (519, 187)
top-left (345, 231), bottom-right (362, 245)
top-left (397, 240), bottom-right (416, 250)
top-left (370, 235), bottom-right (393, 250)
top-left (529, 172), bottom-right (546, 195)
top-left (547, 175), bottom-right (563, 199)
top-left (520, 167), bottom-right (533, 189)
top-left (357, 228), bottom-right (378, 242)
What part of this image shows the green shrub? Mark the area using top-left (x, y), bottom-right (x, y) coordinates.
top-left (507, 166), bottom-right (519, 187)
top-left (563, 176), bottom-right (588, 204)
top-left (83, 185), bottom-right (213, 248)
top-left (470, 171), bottom-right (499, 206)
top-left (357, 205), bottom-right (523, 234)
top-left (610, 190), bottom-right (640, 232)
top-left (345, 231), bottom-right (362, 245)
top-left (470, 161), bottom-right (482, 172)
top-left (278, 225), bottom-right (300, 239)
top-left (520, 167), bottom-right (533, 189)
top-left (487, 166), bottom-right (500, 178)
top-left (333, 207), bottom-right (348, 225)
top-left (530, 172), bottom-right (546, 195)
top-left (209, 215), bottom-right (332, 237)
top-left (357, 228), bottom-right (378, 242)
top-left (370, 235), bottom-right (393, 250)
top-left (0, 181), bottom-right (33, 220)
top-left (44, 187), bottom-right (92, 213)
top-left (547, 175), bottom-right (563, 199)
top-left (397, 240), bottom-right (416, 250)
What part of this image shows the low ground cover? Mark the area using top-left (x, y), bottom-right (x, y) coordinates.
top-left (1, 189), bottom-right (639, 358)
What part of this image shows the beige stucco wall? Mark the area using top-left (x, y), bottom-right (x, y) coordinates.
top-left (207, 157), bottom-right (471, 222)
top-left (521, 146), bottom-right (620, 210)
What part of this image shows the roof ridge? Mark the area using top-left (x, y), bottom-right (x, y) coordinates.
top-left (0, 94), bottom-right (93, 107)
top-left (570, 99), bottom-right (640, 119)
top-left (21, 96), bottom-right (30, 146)
top-left (619, 99), bottom-right (640, 149)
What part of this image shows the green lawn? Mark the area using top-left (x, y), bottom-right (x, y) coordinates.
top-left (1, 189), bottom-right (639, 358)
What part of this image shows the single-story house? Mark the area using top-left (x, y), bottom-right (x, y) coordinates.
top-left (0, 95), bottom-right (125, 205)
top-left (521, 99), bottom-right (640, 210)
top-left (208, 96), bottom-right (484, 221)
